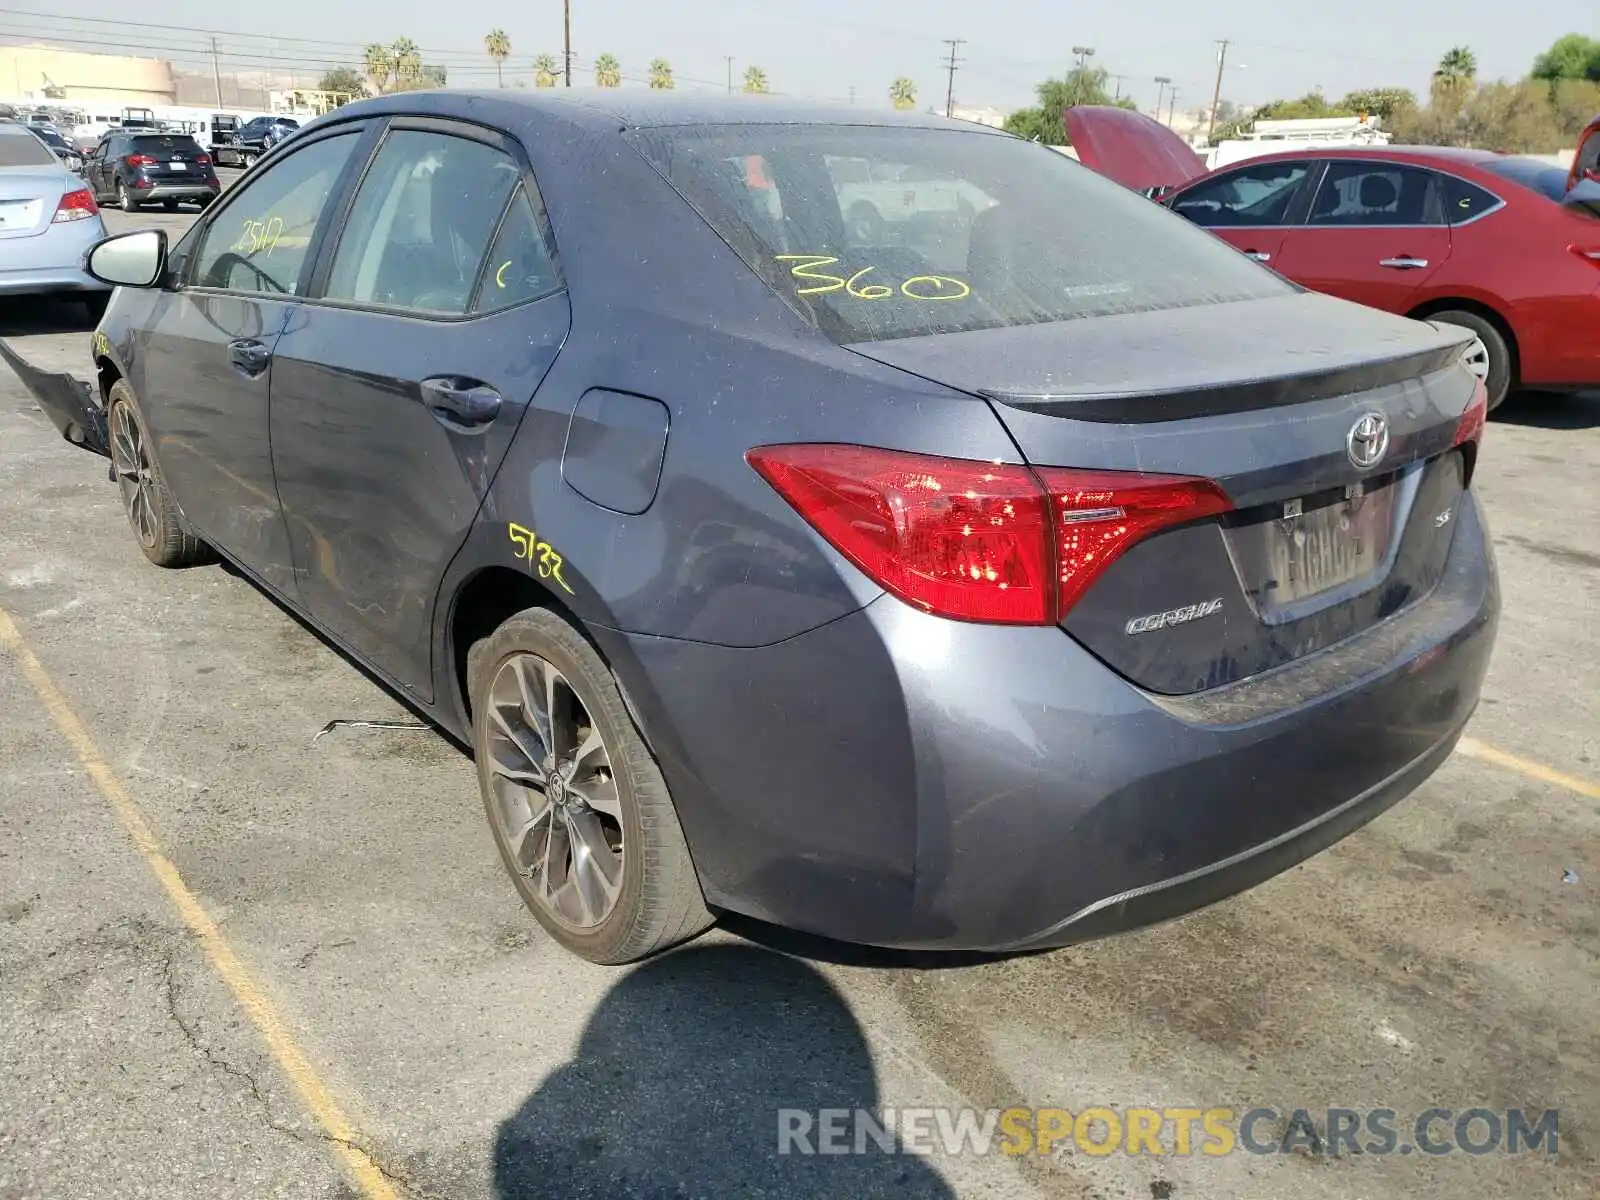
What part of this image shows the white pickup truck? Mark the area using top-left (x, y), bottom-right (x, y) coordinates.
top-left (831, 158), bottom-right (995, 242)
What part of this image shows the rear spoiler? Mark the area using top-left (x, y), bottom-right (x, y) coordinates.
top-left (0, 338), bottom-right (107, 455)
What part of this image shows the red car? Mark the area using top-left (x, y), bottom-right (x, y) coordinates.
top-left (1068, 107), bottom-right (1600, 410)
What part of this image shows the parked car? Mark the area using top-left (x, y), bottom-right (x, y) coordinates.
top-left (28, 92), bottom-right (1494, 965)
top-left (1067, 106), bottom-right (1600, 411)
top-left (28, 125), bottom-right (84, 174)
top-left (83, 131), bottom-right (220, 212)
top-left (228, 115), bottom-right (300, 167)
top-left (0, 122), bottom-right (108, 315)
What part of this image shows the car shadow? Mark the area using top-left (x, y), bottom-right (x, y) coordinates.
top-left (491, 943), bottom-right (958, 1198)
top-left (1494, 389), bottom-right (1600, 431)
top-left (717, 910), bottom-right (1046, 970)
top-left (0, 296), bottom-right (100, 338)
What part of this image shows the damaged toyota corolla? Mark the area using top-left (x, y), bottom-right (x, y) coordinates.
top-left (17, 91), bottom-right (1496, 964)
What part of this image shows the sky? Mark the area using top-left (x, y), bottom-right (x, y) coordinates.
top-left (2, 1), bottom-right (1596, 118)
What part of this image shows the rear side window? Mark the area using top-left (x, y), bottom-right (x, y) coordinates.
top-left (1307, 162), bottom-right (1443, 226)
top-left (323, 129), bottom-right (522, 315)
top-left (629, 124), bottom-right (1289, 344)
top-left (471, 189), bottom-right (560, 313)
top-left (190, 132), bottom-right (360, 295)
top-left (1438, 173), bottom-right (1503, 222)
top-left (1169, 161), bottom-right (1313, 227)
top-left (0, 130), bottom-right (56, 167)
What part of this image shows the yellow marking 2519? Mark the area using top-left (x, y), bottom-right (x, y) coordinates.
top-left (508, 523), bottom-right (575, 594)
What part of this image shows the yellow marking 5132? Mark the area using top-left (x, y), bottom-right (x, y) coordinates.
top-left (509, 522), bottom-right (576, 594)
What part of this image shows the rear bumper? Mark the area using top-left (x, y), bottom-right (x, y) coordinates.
top-left (597, 490), bottom-right (1499, 952)
top-left (0, 338), bottom-right (107, 454)
top-left (0, 265), bottom-right (107, 295)
top-left (129, 182), bottom-right (220, 202)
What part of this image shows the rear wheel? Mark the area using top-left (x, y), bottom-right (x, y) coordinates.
top-left (117, 181), bottom-right (138, 213)
top-left (469, 608), bottom-right (712, 964)
top-left (1428, 309), bottom-right (1513, 412)
top-left (106, 381), bottom-right (213, 568)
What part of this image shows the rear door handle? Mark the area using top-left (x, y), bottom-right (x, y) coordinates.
top-left (420, 377), bottom-right (502, 432)
top-left (228, 338), bottom-right (271, 376)
top-left (1378, 256), bottom-right (1429, 270)
top-left (1243, 250), bottom-right (1271, 262)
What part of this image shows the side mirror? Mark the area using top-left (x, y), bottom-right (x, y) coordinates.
top-left (86, 229), bottom-right (168, 289)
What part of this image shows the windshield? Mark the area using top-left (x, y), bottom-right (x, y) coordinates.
top-left (629, 124), bottom-right (1291, 343)
top-left (127, 135), bottom-right (205, 156)
top-left (1477, 157), bottom-right (1566, 204)
top-left (0, 130), bottom-right (58, 167)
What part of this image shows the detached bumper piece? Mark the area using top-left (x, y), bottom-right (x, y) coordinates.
top-left (0, 338), bottom-right (107, 455)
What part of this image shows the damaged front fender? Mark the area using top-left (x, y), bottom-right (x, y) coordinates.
top-left (0, 336), bottom-right (107, 456)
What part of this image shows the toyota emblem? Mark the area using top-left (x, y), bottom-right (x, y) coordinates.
top-left (1346, 412), bottom-right (1390, 470)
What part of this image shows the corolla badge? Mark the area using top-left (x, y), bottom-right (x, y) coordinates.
top-left (1346, 412), bottom-right (1390, 470)
top-left (1126, 597), bottom-right (1224, 636)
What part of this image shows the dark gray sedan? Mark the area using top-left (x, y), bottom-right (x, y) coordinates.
top-left (26, 90), bottom-right (1495, 964)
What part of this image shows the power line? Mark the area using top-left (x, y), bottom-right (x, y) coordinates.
top-left (940, 38), bottom-right (965, 118)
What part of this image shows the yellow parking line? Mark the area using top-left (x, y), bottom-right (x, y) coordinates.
top-left (1457, 737), bottom-right (1600, 801)
top-left (0, 608), bottom-right (400, 1200)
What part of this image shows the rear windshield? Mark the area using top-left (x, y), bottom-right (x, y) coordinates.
top-left (0, 130), bottom-right (57, 167)
top-left (628, 124), bottom-right (1291, 343)
top-left (127, 135), bottom-right (205, 156)
top-left (1476, 156), bottom-right (1566, 204)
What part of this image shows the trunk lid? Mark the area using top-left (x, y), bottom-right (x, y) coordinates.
top-left (0, 168), bottom-right (66, 239)
top-left (1065, 105), bottom-right (1209, 193)
top-left (848, 292), bottom-right (1480, 694)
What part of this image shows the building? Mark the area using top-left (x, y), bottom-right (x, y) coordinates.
top-left (0, 45), bottom-right (175, 108)
top-left (949, 104), bottom-right (1008, 129)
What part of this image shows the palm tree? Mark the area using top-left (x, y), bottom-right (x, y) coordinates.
top-left (484, 29), bottom-right (511, 88)
top-left (742, 65), bottom-right (769, 94)
top-left (649, 58), bottom-right (674, 89)
top-left (534, 53), bottom-right (559, 88)
top-left (595, 53), bottom-right (622, 88)
top-left (1434, 46), bottom-right (1477, 85)
top-left (364, 43), bottom-right (392, 94)
top-left (889, 77), bottom-right (916, 110)
top-left (391, 38), bottom-right (422, 91)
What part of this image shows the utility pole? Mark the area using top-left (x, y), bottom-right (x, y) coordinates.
top-left (1070, 45), bottom-right (1095, 107)
top-left (1166, 87), bottom-right (1179, 128)
top-left (563, 0), bottom-right (573, 87)
top-left (725, 56), bottom-right (734, 94)
top-left (1207, 38), bottom-right (1231, 141)
top-left (1109, 73), bottom-right (1126, 101)
top-left (210, 36), bottom-right (223, 107)
top-left (1154, 75), bottom-right (1170, 119)
top-left (941, 39), bottom-right (965, 118)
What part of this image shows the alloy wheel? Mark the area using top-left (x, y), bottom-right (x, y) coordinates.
top-left (484, 652), bottom-right (624, 930)
top-left (109, 403), bottom-right (158, 550)
top-left (1460, 336), bottom-right (1491, 385)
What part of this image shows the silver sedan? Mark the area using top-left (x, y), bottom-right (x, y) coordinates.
top-left (0, 123), bottom-right (109, 316)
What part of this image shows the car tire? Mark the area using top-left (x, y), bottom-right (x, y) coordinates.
top-left (117, 181), bottom-right (138, 213)
top-left (1428, 310), bottom-right (1513, 412)
top-left (106, 381), bottom-right (214, 568)
top-left (469, 608), bottom-right (713, 964)
top-left (162, 199), bottom-right (178, 211)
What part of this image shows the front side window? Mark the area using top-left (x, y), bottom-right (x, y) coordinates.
top-left (190, 132), bottom-right (359, 295)
top-left (323, 129), bottom-right (523, 315)
top-left (1307, 162), bottom-right (1443, 227)
top-left (630, 124), bottom-right (1290, 344)
top-left (1169, 162), bottom-right (1313, 228)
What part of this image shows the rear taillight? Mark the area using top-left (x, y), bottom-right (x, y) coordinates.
top-left (52, 188), bottom-right (97, 223)
top-left (195, 154), bottom-right (211, 166)
top-left (747, 444), bottom-right (1232, 625)
top-left (1453, 378), bottom-right (1487, 449)
top-left (124, 154), bottom-right (156, 167)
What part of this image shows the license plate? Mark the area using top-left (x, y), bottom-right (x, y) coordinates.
top-left (0, 199), bottom-right (41, 229)
top-left (169, 161), bottom-right (185, 169)
top-left (1262, 486), bottom-right (1396, 605)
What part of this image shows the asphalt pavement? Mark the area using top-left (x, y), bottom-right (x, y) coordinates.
top-left (0, 201), bottom-right (1596, 1200)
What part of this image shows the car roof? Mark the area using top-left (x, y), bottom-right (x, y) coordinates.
top-left (314, 88), bottom-right (989, 135)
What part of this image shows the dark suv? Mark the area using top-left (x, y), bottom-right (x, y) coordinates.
top-left (85, 132), bottom-right (220, 212)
